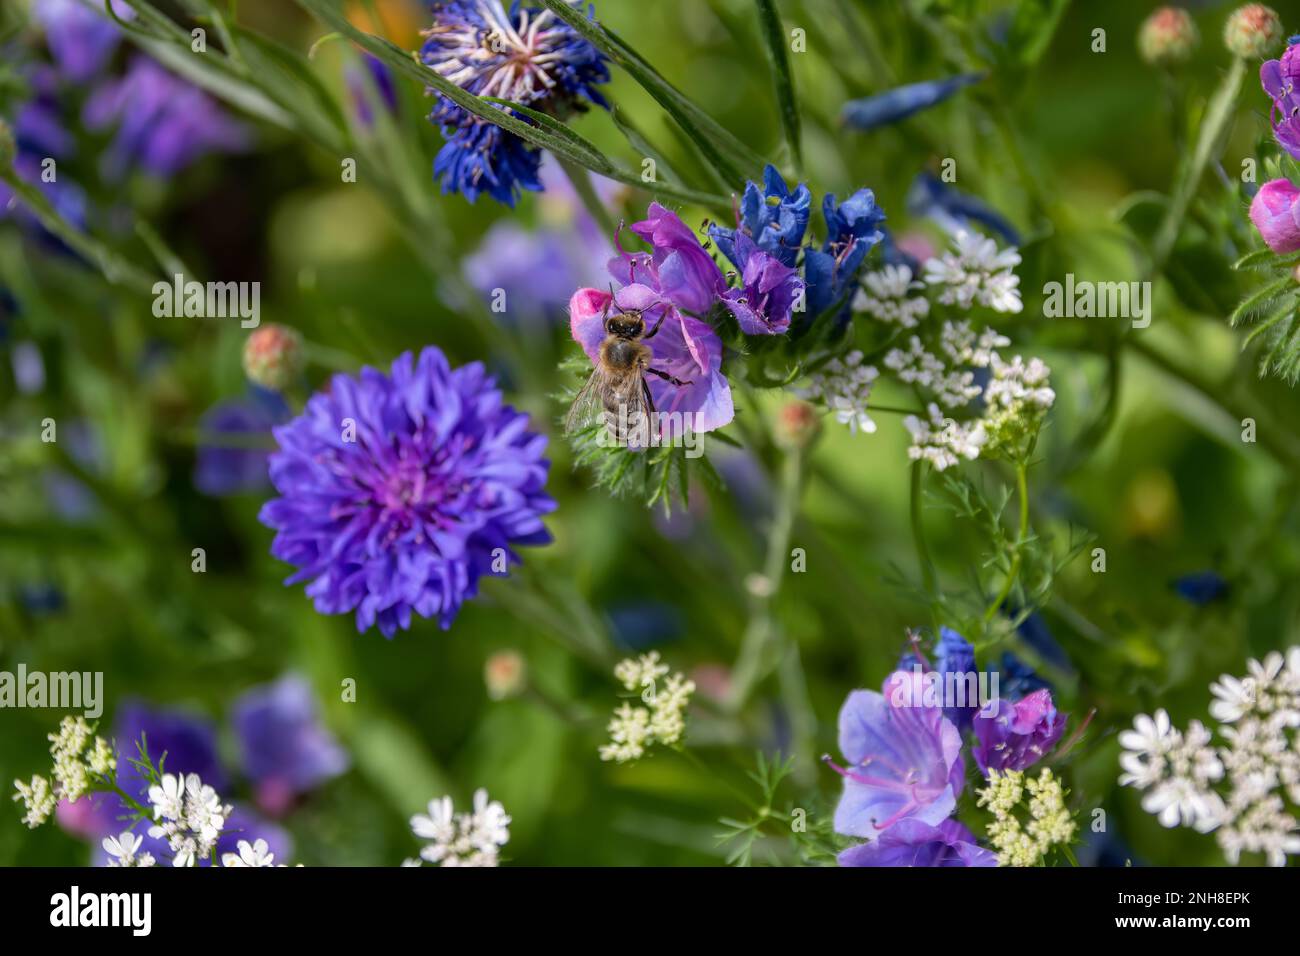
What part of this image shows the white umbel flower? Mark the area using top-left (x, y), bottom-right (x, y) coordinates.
top-left (923, 231), bottom-right (1023, 314)
top-left (103, 831), bottom-right (156, 868)
top-left (800, 350), bottom-right (880, 435)
top-left (147, 772), bottom-right (231, 867)
top-left (854, 264), bottom-right (930, 328)
top-left (902, 404), bottom-right (986, 471)
top-left (409, 788), bottom-right (511, 867)
top-left (222, 838), bottom-right (276, 867)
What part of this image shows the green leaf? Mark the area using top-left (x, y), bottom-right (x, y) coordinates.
top-left (1229, 275), bottom-right (1294, 327)
top-left (535, 0), bottom-right (767, 189)
top-left (754, 0), bottom-right (801, 172)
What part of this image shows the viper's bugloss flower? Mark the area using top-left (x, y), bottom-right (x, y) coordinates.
top-left (805, 189), bottom-right (885, 320)
top-left (83, 57), bottom-right (250, 179)
top-left (259, 346), bottom-right (555, 637)
top-left (33, 0), bottom-right (133, 83)
top-left (841, 74), bottom-right (982, 131)
top-left (838, 817), bottom-right (997, 867)
top-left (1249, 178), bottom-right (1300, 252)
top-left (569, 203), bottom-right (735, 433)
top-left (1138, 6), bottom-right (1200, 67)
top-left (994, 652), bottom-right (1052, 700)
top-left (906, 172), bottom-right (1020, 247)
top-left (1224, 4), bottom-right (1284, 60)
top-left (419, 0), bottom-right (610, 205)
top-left (827, 671), bottom-right (965, 840)
top-left (1261, 41), bottom-right (1300, 160)
top-left (231, 675), bottom-right (349, 816)
top-left (972, 688), bottom-right (1066, 775)
top-left (934, 627), bottom-right (978, 734)
top-left (709, 164), bottom-right (810, 269)
top-left (718, 231), bottom-right (804, 335)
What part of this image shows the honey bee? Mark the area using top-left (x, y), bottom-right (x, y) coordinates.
top-left (565, 297), bottom-right (691, 444)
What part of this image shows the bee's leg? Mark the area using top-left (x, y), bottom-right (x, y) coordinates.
top-left (645, 367), bottom-right (693, 388)
top-left (643, 307), bottom-right (670, 339)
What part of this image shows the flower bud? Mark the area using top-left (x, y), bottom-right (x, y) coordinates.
top-left (242, 323), bottom-right (304, 391)
top-left (774, 399), bottom-right (821, 450)
top-left (1224, 4), bottom-right (1284, 59)
top-left (1138, 7), bottom-right (1200, 66)
top-left (1248, 178), bottom-right (1300, 253)
top-left (484, 650), bottom-right (526, 701)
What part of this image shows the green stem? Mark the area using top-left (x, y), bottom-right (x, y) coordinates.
top-left (910, 461), bottom-right (936, 597)
top-left (983, 461), bottom-right (1029, 625)
top-left (725, 444), bottom-right (804, 713)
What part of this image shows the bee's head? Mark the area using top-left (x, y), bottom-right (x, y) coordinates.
top-left (605, 310), bottom-right (645, 339)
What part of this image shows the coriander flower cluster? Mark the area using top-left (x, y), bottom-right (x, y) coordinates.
top-left (1119, 647), bottom-right (1300, 866)
top-left (599, 652), bottom-right (695, 763)
top-left (13, 717), bottom-right (115, 828)
top-left (809, 231), bottom-right (1051, 470)
top-left (975, 767), bottom-right (1077, 866)
top-left (103, 831), bottom-right (156, 868)
top-left (408, 789), bottom-right (511, 867)
top-left (148, 772), bottom-right (233, 868)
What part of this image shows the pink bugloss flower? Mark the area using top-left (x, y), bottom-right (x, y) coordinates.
top-left (1249, 179), bottom-right (1300, 253)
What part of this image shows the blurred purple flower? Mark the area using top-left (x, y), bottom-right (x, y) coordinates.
top-left (932, 627), bottom-right (977, 734)
top-left (113, 702), bottom-right (229, 798)
top-left (347, 53), bottom-right (398, 126)
top-left (194, 389), bottom-right (289, 497)
top-left (0, 65), bottom-right (88, 232)
top-left (838, 817), bottom-right (997, 867)
top-left (841, 74), bottom-right (983, 131)
top-left (259, 346), bottom-right (555, 636)
top-left (709, 164), bottom-right (810, 269)
top-left (83, 57), bottom-right (249, 179)
top-left (33, 0), bottom-right (133, 83)
top-left (827, 670), bottom-right (965, 840)
top-left (971, 688), bottom-right (1066, 776)
top-left (231, 675), bottom-right (348, 816)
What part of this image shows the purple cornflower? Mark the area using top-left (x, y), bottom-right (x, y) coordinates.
top-left (1261, 41), bottom-right (1300, 161)
top-left (419, 1), bottom-right (610, 205)
top-left (709, 164), bottom-right (810, 269)
top-left (971, 688), bottom-right (1066, 776)
top-left (569, 204), bottom-right (735, 433)
top-left (83, 56), bottom-right (249, 179)
top-left (259, 346), bottom-right (556, 637)
top-left (193, 389), bottom-right (289, 497)
top-left (838, 818), bottom-right (997, 867)
top-left (804, 188), bottom-right (886, 321)
top-left (841, 74), bottom-right (983, 131)
top-left (32, 0), bottom-right (133, 83)
top-left (826, 670), bottom-right (966, 840)
top-left (231, 675), bottom-right (348, 816)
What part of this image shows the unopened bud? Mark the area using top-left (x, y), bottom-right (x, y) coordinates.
top-left (484, 650), bottom-right (526, 701)
top-left (774, 399), bottom-right (821, 450)
top-left (1138, 7), bottom-right (1200, 66)
top-left (1224, 4), bottom-right (1284, 59)
top-left (242, 323), bottom-right (304, 391)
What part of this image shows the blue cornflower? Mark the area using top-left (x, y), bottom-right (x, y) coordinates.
top-left (419, 1), bottom-right (610, 205)
top-left (804, 188), bottom-right (886, 320)
top-left (907, 172), bottom-right (1020, 246)
top-left (841, 74), bottom-right (983, 131)
top-left (259, 346), bottom-right (556, 637)
top-left (710, 164), bottom-right (811, 269)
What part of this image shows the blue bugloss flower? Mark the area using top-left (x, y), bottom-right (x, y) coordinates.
top-left (710, 164), bottom-right (810, 269)
top-left (1172, 571), bottom-right (1229, 606)
top-left (259, 346), bottom-right (556, 637)
top-left (933, 627), bottom-right (977, 734)
top-left (994, 651), bottom-right (1052, 701)
top-left (419, 1), bottom-right (610, 205)
top-left (907, 172), bottom-right (1020, 246)
top-left (804, 188), bottom-right (886, 319)
top-left (841, 74), bottom-right (983, 131)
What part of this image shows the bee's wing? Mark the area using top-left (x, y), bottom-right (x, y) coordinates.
top-left (565, 369), bottom-right (606, 434)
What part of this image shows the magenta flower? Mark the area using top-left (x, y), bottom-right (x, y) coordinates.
top-left (619, 202), bottom-right (726, 316)
top-left (971, 688), bottom-right (1066, 776)
top-left (1248, 179), bottom-right (1300, 253)
top-left (827, 671), bottom-right (965, 840)
top-left (838, 818), bottom-right (997, 867)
